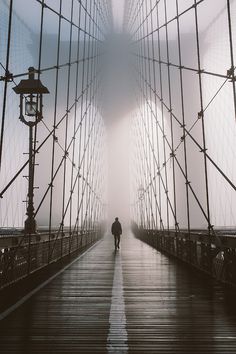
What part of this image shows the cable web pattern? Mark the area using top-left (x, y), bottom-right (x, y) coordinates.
top-left (0, 0), bottom-right (110, 234)
top-left (127, 0), bottom-right (236, 232)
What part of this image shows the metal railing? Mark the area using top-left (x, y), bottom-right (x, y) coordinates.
top-left (0, 229), bottom-right (102, 290)
top-left (133, 227), bottom-right (236, 287)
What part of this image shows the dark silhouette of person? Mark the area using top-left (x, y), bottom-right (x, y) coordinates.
top-left (111, 217), bottom-right (122, 250)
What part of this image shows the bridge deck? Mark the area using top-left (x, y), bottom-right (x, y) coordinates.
top-left (0, 233), bottom-right (236, 353)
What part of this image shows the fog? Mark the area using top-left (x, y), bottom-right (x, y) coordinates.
top-left (1, 0), bottom-right (236, 229)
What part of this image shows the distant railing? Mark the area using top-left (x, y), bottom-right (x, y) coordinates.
top-left (133, 227), bottom-right (236, 287)
top-left (0, 229), bottom-right (102, 290)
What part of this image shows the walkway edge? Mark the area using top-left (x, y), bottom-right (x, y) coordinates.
top-left (0, 239), bottom-right (103, 321)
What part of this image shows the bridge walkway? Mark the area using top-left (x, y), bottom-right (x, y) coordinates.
top-left (0, 232), bottom-right (236, 353)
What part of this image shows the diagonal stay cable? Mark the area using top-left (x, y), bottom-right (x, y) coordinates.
top-left (132, 0), bottom-right (205, 43)
top-left (0, 54), bottom-right (102, 80)
top-left (132, 63), bottom-right (236, 193)
top-left (35, 0), bottom-right (102, 42)
top-left (34, 80), bottom-right (102, 217)
top-left (134, 87), bottom-right (180, 228)
top-left (133, 73), bottom-right (218, 227)
top-left (132, 52), bottom-right (231, 80)
top-left (0, 67), bottom-right (102, 198)
top-left (49, 110), bottom-right (101, 260)
top-left (133, 110), bottom-right (165, 230)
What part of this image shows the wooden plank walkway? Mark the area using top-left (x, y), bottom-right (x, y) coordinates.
top-left (0, 232), bottom-right (236, 353)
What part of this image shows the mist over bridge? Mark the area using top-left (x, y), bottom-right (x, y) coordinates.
top-left (1, 0), bottom-right (236, 353)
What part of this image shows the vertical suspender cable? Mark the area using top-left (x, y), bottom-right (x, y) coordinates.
top-left (0, 0), bottom-right (13, 172)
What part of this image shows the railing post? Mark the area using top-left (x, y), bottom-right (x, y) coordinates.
top-left (27, 235), bottom-right (31, 275)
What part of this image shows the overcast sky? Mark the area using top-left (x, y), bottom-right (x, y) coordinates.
top-left (10, 0), bottom-right (228, 39)
top-left (112, 0), bottom-right (125, 31)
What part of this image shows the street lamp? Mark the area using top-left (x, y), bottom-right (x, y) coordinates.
top-left (13, 67), bottom-right (49, 234)
top-left (138, 185), bottom-right (145, 229)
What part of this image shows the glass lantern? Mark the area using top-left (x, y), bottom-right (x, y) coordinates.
top-left (25, 94), bottom-right (38, 117)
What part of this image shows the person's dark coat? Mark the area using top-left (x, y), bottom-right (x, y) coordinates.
top-left (111, 221), bottom-right (122, 236)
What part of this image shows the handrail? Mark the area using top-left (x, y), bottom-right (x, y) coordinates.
top-left (0, 229), bottom-right (102, 290)
top-left (134, 228), bottom-right (236, 287)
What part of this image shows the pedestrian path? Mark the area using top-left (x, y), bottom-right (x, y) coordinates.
top-left (0, 232), bottom-right (236, 353)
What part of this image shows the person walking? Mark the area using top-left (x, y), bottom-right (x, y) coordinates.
top-left (111, 217), bottom-right (122, 250)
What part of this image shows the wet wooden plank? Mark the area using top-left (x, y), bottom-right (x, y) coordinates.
top-left (122, 235), bottom-right (236, 353)
top-left (0, 233), bottom-right (236, 353)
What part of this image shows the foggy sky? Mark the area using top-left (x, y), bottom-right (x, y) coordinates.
top-left (1, 0), bottom-right (236, 229)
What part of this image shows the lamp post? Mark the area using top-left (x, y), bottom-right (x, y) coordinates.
top-left (13, 67), bottom-right (49, 234)
top-left (138, 186), bottom-right (144, 229)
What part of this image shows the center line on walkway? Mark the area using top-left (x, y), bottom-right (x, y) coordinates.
top-left (107, 250), bottom-right (128, 354)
